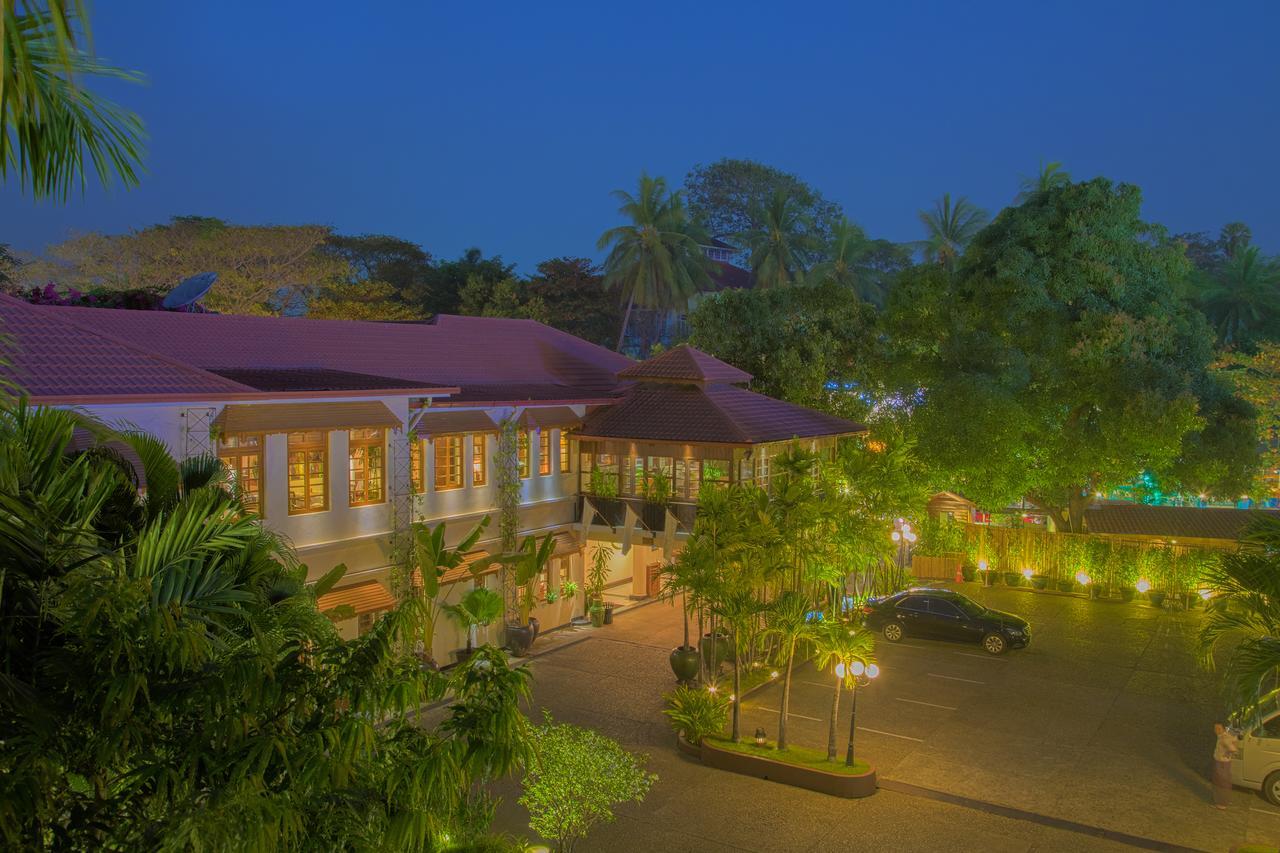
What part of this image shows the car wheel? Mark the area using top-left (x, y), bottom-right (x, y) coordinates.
top-left (1265, 770), bottom-right (1280, 806)
top-left (882, 622), bottom-right (904, 643)
top-left (981, 632), bottom-right (1008, 655)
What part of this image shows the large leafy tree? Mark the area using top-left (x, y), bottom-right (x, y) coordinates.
top-left (311, 233), bottom-right (432, 320)
top-left (417, 247), bottom-right (516, 318)
top-left (526, 257), bottom-right (621, 347)
top-left (1014, 161), bottom-right (1071, 204)
top-left (803, 218), bottom-right (910, 307)
top-left (684, 158), bottom-right (843, 247)
top-left (597, 173), bottom-right (712, 351)
top-left (0, 402), bottom-right (533, 849)
top-left (2, 1), bottom-right (145, 199)
top-left (888, 177), bottom-right (1255, 530)
top-left (917, 193), bottom-right (988, 269)
top-left (736, 189), bottom-right (819, 288)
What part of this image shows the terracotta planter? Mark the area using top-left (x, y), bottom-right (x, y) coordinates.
top-left (669, 645), bottom-right (700, 683)
top-left (700, 739), bottom-right (877, 799)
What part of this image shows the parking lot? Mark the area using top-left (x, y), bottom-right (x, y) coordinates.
top-left (490, 583), bottom-right (1280, 851)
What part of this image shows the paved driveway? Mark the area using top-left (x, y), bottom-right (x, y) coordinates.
top-left (489, 585), bottom-right (1280, 851)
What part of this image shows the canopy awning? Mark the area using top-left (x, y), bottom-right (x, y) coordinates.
top-left (552, 531), bottom-right (580, 557)
top-left (519, 406), bottom-right (582, 431)
top-left (415, 410), bottom-right (497, 438)
top-left (213, 401), bottom-right (401, 435)
top-left (418, 550), bottom-right (496, 586)
top-left (317, 580), bottom-right (395, 617)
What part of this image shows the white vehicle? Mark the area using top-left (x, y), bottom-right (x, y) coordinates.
top-left (1231, 708), bottom-right (1280, 804)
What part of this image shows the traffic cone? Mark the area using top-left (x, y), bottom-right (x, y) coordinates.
top-left (954, 563), bottom-right (964, 584)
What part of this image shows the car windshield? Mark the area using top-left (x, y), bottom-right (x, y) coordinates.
top-left (950, 596), bottom-right (986, 618)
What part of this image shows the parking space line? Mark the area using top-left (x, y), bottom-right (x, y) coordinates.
top-left (800, 680), bottom-right (833, 689)
top-left (954, 651), bottom-right (1008, 661)
top-left (859, 726), bottom-right (923, 742)
top-left (746, 705), bottom-right (822, 722)
top-left (928, 672), bottom-right (985, 684)
top-left (896, 697), bottom-right (958, 711)
top-left (1250, 807), bottom-right (1280, 819)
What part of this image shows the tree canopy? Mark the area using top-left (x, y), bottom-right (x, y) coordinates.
top-left (684, 158), bottom-right (843, 247)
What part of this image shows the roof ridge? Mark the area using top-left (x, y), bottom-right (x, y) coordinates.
top-left (20, 300), bottom-right (257, 394)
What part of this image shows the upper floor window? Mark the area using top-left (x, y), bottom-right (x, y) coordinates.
top-left (434, 435), bottom-right (463, 490)
top-left (518, 430), bottom-right (531, 479)
top-left (538, 430), bottom-right (551, 476)
top-left (349, 428), bottom-right (386, 506)
top-left (472, 433), bottom-right (487, 486)
top-left (288, 431), bottom-right (328, 514)
top-left (218, 433), bottom-right (262, 513)
top-left (559, 431), bottom-right (571, 473)
top-left (409, 438), bottom-right (424, 494)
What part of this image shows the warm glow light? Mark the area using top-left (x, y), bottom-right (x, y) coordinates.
top-left (1021, 568), bottom-right (1033, 579)
top-left (1136, 578), bottom-right (1152, 593)
top-left (835, 663), bottom-right (845, 679)
top-left (851, 661), bottom-right (866, 677)
top-left (707, 685), bottom-right (717, 694)
top-left (1074, 571), bottom-right (1091, 585)
top-left (867, 664), bottom-right (880, 679)
top-left (978, 560), bottom-right (988, 571)
top-left (905, 532), bottom-right (917, 543)
top-left (892, 531), bottom-right (901, 542)
top-left (728, 694), bottom-right (735, 702)
top-left (1199, 589), bottom-right (1213, 601)
top-left (770, 670), bottom-right (780, 679)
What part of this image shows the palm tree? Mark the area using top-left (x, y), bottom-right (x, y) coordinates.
top-left (2, 1), bottom-right (146, 199)
top-left (597, 173), bottom-right (713, 351)
top-left (1197, 246), bottom-right (1280, 347)
top-left (1200, 513), bottom-right (1280, 715)
top-left (712, 587), bottom-right (764, 742)
top-left (762, 591), bottom-right (813, 751)
top-left (804, 217), bottom-right (887, 304)
top-left (737, 189), bottom-right (817, 288)
top-left (811, 618), bottom-right (876, 761)
top-left (1014, 161), bottom-right (1071, 203)
top-left (917, 193), bottom-right (988, 270)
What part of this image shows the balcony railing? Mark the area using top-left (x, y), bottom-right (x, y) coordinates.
top-left (579, 494), bottom-right (696, 535)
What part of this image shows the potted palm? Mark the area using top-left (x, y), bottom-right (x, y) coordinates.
top-left (662, 544), bottom-right (711, 683)
top-left (586, 543), bottom-right (613, 626)
top-left (443, 587), bottom-right (503, 665)
top-left (403, 516), bottom-right (491, 669)
top-left (497, 531), bottom-right (555, 656)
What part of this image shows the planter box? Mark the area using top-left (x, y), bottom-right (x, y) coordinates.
top-left (676, 733), bottom-right (702, 759)
top-left (700, 738), bottom-right (877, 799)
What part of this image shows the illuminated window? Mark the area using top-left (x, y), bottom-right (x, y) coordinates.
top-left (218, 433), bottom-right (262, 513)
top-left (472, 433), bottom-right (487, 486)
top-left (349, 428), bottom-right (386, 506)
top-left (675, 457), bottom-right (699, 500)
top-left (559, 430), bottom-right (571, 473)
top-left (434, 435), bottom-right (463, 490)
top-left (539, 430), bottom-right (551, 475)
top-left (702, 459), bottom-right (730, 489)
top-left (409, 438), bottom-right (424, 494)
top-left (288, 431), bottom-right (328, 514)
top-left (518, 430), bottom-right (531, 479)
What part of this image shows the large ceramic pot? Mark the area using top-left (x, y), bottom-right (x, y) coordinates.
top-left (1119, 586), bottom-right (1136, 602)
top-left (669, 645), bottom-right (701, 683)
top-left (1003, 572), bottom-right (1022, 587)
top-left (1088, 585), bottom-right (1103, 600)
top-left (1148, 591), bottom-right (1167, 609)
top-left (1056, 579), bottom-right (1075, 593)
top-left (506, 622), bottom-right (535, 657)
top-left (1031, 574), bottom-right (1049, 590)
top-left (699, 631), bottom-right (735, 669)
top-left (590, 606), bottom-right (605, 627)
top-left (529, 616), bottom-right (541, 641)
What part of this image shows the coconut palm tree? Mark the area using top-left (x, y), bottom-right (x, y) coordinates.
top-left (804, 217), bottom-right (889, 304)
top-left (1200, 513), bottom-right (1280, 715)
top-left (811, 618), bottom-right (876, 761)
top-left (712, 586), bottom-right (765, 742)
top-left (597, 173), bottom-right (713, 351)
top-left (1196, 246), bottom-right (1280, 347)
top-left (917, 193), bottom-right (988, 270)
top-left (2, 1), bottom-right (146, 199)
top-left (737, 189), bottom-right (818, 288)
top-left (762, 591), bottom-right (813, 751)
top-left (1014, 161), bottom-right (1071, 203)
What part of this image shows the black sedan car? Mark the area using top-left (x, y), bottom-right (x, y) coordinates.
top-left (862, 588), bottom-right (1030, 655)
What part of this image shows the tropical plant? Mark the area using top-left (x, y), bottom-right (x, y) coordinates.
top-left (804, 217), bottom-right (885, 304)
top-left (497, 531), bottom-right (556, 627)
top-left (711, 587), bottom-right (765, 742)
top-left (917, 193), bottom-right (988, 269)
top-left (2, 1), bottom-right (146, 200)
top-left (737, 188), bottom-right (819, 288)
top-left (519, 712), bottom-right (656, 853)
top-left (587, 542), bottom-right (614, 604)
top-left (1196, 246), bottom-right (1280, 347)
top-left (811, 619), bottom-right (876, 761)
top-left (1014, 160), bottom-right (1071, 203)
top-left (763, 591), bottom-right (814, 750)
top-left (597, 173), bottom-right (713, 351)
top-left (444, 586), bottom-right (505, 653)
top-left (400, 515), bottom-right (491, 665)
top-left (662, 684), bottom-right (730, 744)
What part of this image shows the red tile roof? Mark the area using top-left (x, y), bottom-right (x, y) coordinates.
top-left (707, 261), bottom-right (753, 291)
top-left (617, 345), bottom-right (752, 385)
top-left (1084, 504), bottom-right (1280, 542)
top-left (578, 382), bottom-right (863, 445)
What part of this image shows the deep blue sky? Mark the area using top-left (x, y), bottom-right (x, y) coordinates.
top-left (3, 1), bottom-right (1278, 271)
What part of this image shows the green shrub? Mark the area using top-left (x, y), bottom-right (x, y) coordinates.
top-left (662, 684), bottom-right (730, 743)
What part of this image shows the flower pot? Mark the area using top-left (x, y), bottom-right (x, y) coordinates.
top-left (603, 603), bottom-right (615, 625)
top-left (1031, 574), bottom-right (1049, 590)
top-left (529, 616), bottom-right (541, 640)
top-left (589, 607), bottom-right (605, 627)
top-left (1148, 591), bottom-right (1167, 609)
top-left (1056, 579), bottom-right (1075, 593)
top-left (454, 647), bottom-right (477, 666)
top-left (699, 631), bottom-right (735, 668)
top-left (961, 565), bottom-right (977, 582)
top-left (1003, 572), bottom-right (1022, 587)
top-left (669, 645), bottom-right (700, 683)
top-left (505, 622), bottom-right (536, 656)
top-left (1119, 586), bottom-right (1136, 602)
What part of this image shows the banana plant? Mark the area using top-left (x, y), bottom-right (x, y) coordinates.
top-left (408, 515), bottom-right (491, 664)
top-left (496, 531), bottom-right (556, 626)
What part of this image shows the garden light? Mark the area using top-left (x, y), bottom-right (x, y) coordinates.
top-left (706, 685), bottom-right (717, 694)
top-left (1074, 571), bottom-right (1091, 586)
top-left (892, 531), bottom-right (901, 542)
top-left (851, 661), bottom-right (866, 677)
top-left (835, 662), bottom-right (845, 679)
top-left (770, 670), bottom-right (779, 679)
top-left (1021, 568), bottom-right (1033, 579)
top-left (978, 560), bottom-right (988, 571)
top-left (1199, 589), bottom-right (1213, 601)
top-left (867, 664), bottom-right (880, 679)
top-left (1136, 578), bottom-right (1152, 593)
top-left (754, 727), bottom-right (768, 747)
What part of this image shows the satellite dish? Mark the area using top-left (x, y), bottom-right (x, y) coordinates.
top-left (162, 272), bottom-right (217, 311)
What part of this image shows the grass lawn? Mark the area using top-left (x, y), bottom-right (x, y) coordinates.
top-left (706, 736), bottom-right (872, 776)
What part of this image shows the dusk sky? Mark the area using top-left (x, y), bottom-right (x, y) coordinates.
top-left (2, 1), bottom-right (1278, 271)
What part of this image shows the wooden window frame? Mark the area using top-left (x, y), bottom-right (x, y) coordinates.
top-left (538, 430), bottom-right (552, 476)
top-left (559, 430), bottom-right (571, 474)
top-left (218, 433), bottom-right (263, 515)
top-left (518, 430), bottom-right (531, 479)
top-left (409, 437), bottom-right (424, 494)
top-left (471, 433), bottom-right (487, 486)
top-left (434, 434), bottom-right (463, 491)
top-left (349, 428), bottom-right (386, 507)
top-left (288, 431), bottom-right (329, 515)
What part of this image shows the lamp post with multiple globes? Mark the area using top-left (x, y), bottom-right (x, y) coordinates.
top-left (836, 659), bottom-right (880, 767)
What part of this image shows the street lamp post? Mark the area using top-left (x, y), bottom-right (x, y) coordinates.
top-left (843, 660), bottom-right (880, 767)
top-left (891, 520), bottom-right (917, 588)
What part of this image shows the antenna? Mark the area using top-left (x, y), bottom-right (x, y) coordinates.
top-left (161, 272), bottom-right (217, 311)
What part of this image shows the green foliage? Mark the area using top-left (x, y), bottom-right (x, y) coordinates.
top-left (519, 712), bottom-right (655, 853)
top-left (662, 685), bottom-right (730, 743)
top-left (526, 257), bottom-right (621, 347)
top-left (913, 515), bottom-right (966, 557)
top-left (0, 401), bottom-right (532, 850)
top-left (586, 543), bottom-right (614, 602)
top-left (444, 587), bottom-right (505, 651)
top-left (2, 1), bottom-right (147, 200)
top-left (1194, 245), bottom-right (1280, 349)
top-left (917, 193), bottom-right (988, 269)
top-left (736, 188), bottom-right (820, 287)
top-left (496, 531), bottom-right (556, 626)
top-left (400, 515), bottom-right (491, 661)
top-left (495, 418), bottom-right (522, 553)
top-left (803, 217), bottom-right (909, 307)
top-left (684, 158), bottom-right (844, 246)
top-left (458, 275), bottom-right (550, 324)
top-left (587, 465), bottom-right (618, 497)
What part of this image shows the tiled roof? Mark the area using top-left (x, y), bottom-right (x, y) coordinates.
top-left (579, 382), bottom-right (863, 445)
top-left (213, 401), bottom-right (402, 435)
top-left (617, 345), bottom-right (752, 385)
top-left (415, 410), bottom-right (498, 437)
top-left (209, 368), bottom-right (439, 392)
top-left (437, 383), bottom-right (622, 405)
top-left (0, 296), bottom-right (253, 401)
top-left (519, 406), bottom-right (582, 430)
top-left (703, 237), bottom-right (738, 251)
top-left (1084, 504), bottom-right (1280, 542)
